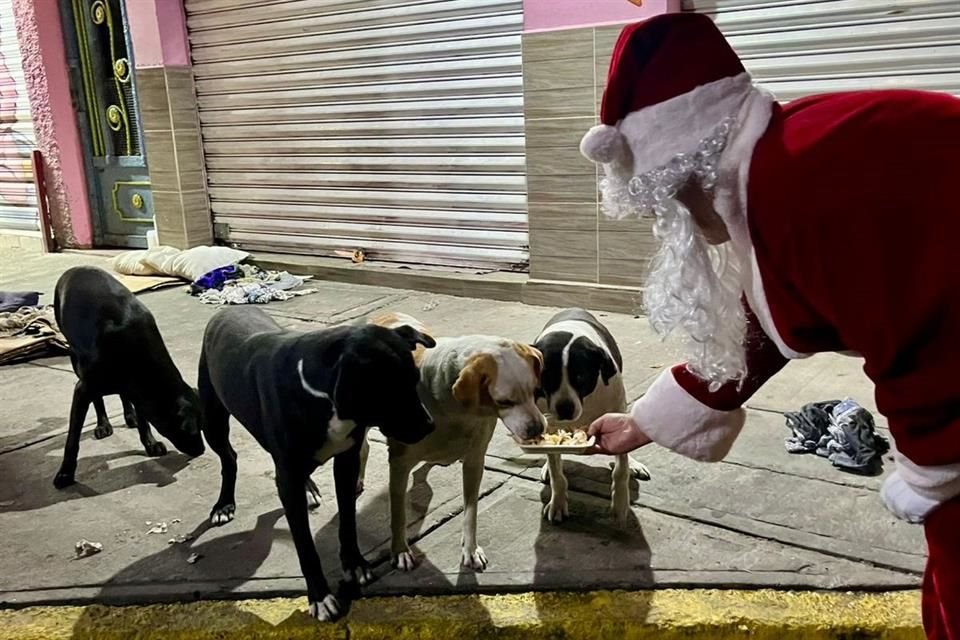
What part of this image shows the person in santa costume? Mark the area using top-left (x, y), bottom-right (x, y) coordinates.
top-left (581, 12), bottom-right (960, 638)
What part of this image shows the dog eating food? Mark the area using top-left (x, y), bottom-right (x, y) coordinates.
top-left (537, 429), bottom-right (589, 446)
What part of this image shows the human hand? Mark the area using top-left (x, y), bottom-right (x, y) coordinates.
top-left (587, 413), bottom-right (652, 455)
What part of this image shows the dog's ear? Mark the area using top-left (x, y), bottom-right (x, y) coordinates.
top-left (595, 347), bottom-right (618, 385)
top-left (452, 353), bottom-right (497, 409)
top-left (178, 390), bottom-right (202, 435)
top-left (513, 343), bottom-right (544, 383)
top-left (393, 324), bottom-right (436, 351)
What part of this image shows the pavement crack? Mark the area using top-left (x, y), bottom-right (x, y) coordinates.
top-left (717, 459), bottom-right (879, 490)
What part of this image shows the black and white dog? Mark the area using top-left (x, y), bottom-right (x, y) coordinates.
top-left (198, 307), bottom-right (435, 621)
top-left (53, 266), bottom-right (205, 489)
top-left (534, 308), bottom-right (650, 526)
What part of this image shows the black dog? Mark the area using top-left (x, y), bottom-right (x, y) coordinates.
top-left (198, 306), bottom-right (435, 621)
top-left (53, 266), bottom-right (205, 489)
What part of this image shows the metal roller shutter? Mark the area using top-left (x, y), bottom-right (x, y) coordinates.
top-left (0, 0), bottom-right (38, 233)
top-left (683, 0), bottom-right (960, 100)
top-left (185, 0), bottom-right (529, 271)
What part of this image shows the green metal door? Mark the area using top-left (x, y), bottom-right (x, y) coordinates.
top-left (63, 0), bottom-right (152, 247)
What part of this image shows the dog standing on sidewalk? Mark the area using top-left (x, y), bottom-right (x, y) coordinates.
top-left (534, 308), bottom-right (650, 525)
top-left (52, 266), bottom-right (205, 489)
top-left (198, 306), bottom-right (435, 621)
top-left (367, 312), bottom-right (546, 572)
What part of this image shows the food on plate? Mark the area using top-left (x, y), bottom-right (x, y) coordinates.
top-left (537, 429), bottom-right (589, 446)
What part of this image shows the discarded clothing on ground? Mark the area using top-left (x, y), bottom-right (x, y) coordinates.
top-left (195, 264), bottom-right (316, 305)
top-left (0, 305), bottom-right (68, 365)
top-left (784, 398), bottom-right (890, 475)
top-left (0, 291), bottom-right (40, 313)
top-left (188, 264), bottom-right (243, 295)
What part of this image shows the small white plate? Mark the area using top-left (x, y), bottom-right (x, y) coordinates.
top-left (517, 436), bottom-right (596, 456)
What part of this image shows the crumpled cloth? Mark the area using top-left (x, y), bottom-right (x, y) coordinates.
top-left (784, 398), bottom-right (890, 475)
top-left (0, 305), bottom-right (69, 365)
top-left (188, 264), bottom-right (243, 295)
top-left (0, 291), bottom-right (40, 313)
top-left (196, 265), bottom-right (316, 305)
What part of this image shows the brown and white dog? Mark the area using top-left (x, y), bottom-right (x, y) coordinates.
top-left (364, 312), bottom-right (546, 571)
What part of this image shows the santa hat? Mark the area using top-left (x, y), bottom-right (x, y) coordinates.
top-left (582, 13), bottom-right (775, 225)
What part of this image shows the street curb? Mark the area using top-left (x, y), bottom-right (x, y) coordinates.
top-left (0, 589), bottom-right (923, 639)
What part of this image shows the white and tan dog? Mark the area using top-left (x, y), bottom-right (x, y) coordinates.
top-left (365, 312), bottom-right (546, 571)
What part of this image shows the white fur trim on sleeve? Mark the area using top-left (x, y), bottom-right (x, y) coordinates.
top-left (631, 369), bottom-right (746, 462)
top-left (894, 450), bottom-right (960, 503)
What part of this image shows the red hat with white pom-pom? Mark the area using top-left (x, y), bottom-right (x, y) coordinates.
top-left (581, 13), bottom-right (776, 223)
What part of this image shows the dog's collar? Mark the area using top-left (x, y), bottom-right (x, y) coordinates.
top-left (297, 358), bottom-right (330, 399)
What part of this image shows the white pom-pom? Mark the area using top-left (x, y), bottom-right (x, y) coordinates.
top-left (580, 124), bottom-right (630, 164)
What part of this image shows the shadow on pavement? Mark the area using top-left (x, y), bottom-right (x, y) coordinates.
top-left (0, 430), bottom-right (192, 513)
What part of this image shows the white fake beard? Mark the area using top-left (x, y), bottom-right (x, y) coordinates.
top-left (643, 199), bottom-right (747, 391)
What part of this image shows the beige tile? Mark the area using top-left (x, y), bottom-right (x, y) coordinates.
top-left (528, 202), bottom-right (596, 232)
top-left (527, 172), bottom-right (598, 204)
top-left (522, 29), bottom-right (593, 63)
top-left (152, 189), bottom-right (186, 248)
top-left (165, 68), bottom-right (200, 130)
top-left (530, 228), bottom-right (597, 259)
top-left (526, 145), bottom-right (596, 177)
top-left (143, 129), bottom-right (178, 192)
top-left (135, 68), bottom-right (170, 131)
top-left (172, 128), bottom-right (206, 192)
top-left (595, 24), bottom-right (627, 56)
top-left (524, 86), bottom-right (594, 119)
top-left (523, 55), bottom-right (593, 94)
top-left (598, 228), bottom-right (658, 287)
top-left (599, 228), bottom-right (659, 260)
top-left (529, 255), bottom-right (597, 283)
top-left (524, 116), bottom-right (596, 149)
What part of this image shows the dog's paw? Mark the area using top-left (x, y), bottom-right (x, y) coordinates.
top-left (611, 500), bottom-right (634, 528)
top-left (210, 503), bottom-right (236, 526)
top-left (53, 471), bottom-right (75, 490)
top-left (460, 546), bottom-right (488, 572)
top-left (542, 497), bottom-right (569, 524)
top-left (144, 441), bottom-right (167, 457)
top-left (629, 460), bottom-right (651, 481)
top-left (392, 549), bottom-right (419, 572)
top-left (93, 423), bottom-right (114, 440)
top-left (305, 482), bottom-right (322, 510)
top-left (308, 594), bottom-right (343, 622)
top-left (343, 563), bottom-right (373, 586)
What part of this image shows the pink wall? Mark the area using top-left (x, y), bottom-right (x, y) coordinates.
top-left (524, 0), bottom-right (679, 32)
top-left (128, 0), bottom-right (191, 69)
top-left (13, 0), bottom-right (93, 248)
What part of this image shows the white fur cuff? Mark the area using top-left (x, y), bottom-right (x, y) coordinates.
top-left (631, 369), bottom-right (745, 462)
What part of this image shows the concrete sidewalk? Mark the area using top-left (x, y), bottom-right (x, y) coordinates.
top-left (0, 250), bottom-right (924, 631)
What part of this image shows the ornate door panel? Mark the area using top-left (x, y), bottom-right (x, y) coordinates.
top-left (65, 0), bottom-right (152, 247)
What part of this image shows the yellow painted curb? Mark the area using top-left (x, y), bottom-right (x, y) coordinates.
top-left (0, 590), bottom-right (923, 640)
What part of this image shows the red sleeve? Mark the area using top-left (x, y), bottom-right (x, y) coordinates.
top-left (632, 302), bottom-right (788, 462)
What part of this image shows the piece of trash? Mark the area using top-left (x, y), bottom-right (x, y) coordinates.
top-left (187, 552), bottom-right (202, 564)
top-left (649, 363), bottom-right (663, 369)
top-left (422, 300), bottom-right (439, 312)
top-left (145, 521), bottom-right (152, 526)
top-left (352, 249), bottom-right (365, 263)
top-left (167, 534), bottom-right (193, 545)
top-left (146, 522), bottom-right (168, 535)
top-left (75, 539), bottom-right (103, 559)
top-left (171, 518), bottom-right (182, 525)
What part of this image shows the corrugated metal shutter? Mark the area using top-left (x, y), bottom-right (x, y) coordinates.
top-left (185, 0), bottom-right (529, 271)
top-left (683, 0), bottom-right (960, 100)
top-left (0, 0), bottom-right (38, 232)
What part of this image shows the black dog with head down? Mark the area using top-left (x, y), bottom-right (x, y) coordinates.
top-left (52, 266), bottom-right (205, 489)
top-left (198, 306), bottom-right (435, 621)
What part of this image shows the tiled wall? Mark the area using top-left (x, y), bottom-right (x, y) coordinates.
top-left (523, 25), bottom-right (658, 290)
top-left (135, 67), bottom-right (212, 248)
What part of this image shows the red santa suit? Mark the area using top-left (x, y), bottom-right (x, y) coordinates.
top-left (580, 14), bottom-right (960, 639)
